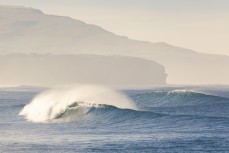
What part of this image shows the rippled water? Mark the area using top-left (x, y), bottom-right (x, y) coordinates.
top-left (0, 86), bottom-right (229, 153)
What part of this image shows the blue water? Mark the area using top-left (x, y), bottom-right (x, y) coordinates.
top-left (0, 86), bottom-right (229, 153)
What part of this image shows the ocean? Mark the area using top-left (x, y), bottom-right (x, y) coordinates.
top-left (0, 86), bottom-right (229, 153)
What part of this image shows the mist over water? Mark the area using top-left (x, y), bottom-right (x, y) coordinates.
top-left (19, 85), bottom-right (137, 123)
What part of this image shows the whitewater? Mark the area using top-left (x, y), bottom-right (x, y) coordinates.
top-left (0, 85), bottom-right (229, 152)
top-left (19, 85), bottom-right (137, 122)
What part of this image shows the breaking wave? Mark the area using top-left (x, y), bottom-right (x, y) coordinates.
top-left (18, 87), bottom-right (229, 123)
top-left (19, 85), bottom-right (137, 123)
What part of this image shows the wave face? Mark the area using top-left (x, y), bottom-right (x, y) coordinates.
top-left (19, 85), bottom-right (137, 122)
top-left (129, 89), bottom-right (229, 118)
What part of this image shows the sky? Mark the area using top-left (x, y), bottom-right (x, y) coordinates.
top-left (0, 0), bottom-right (229, 56)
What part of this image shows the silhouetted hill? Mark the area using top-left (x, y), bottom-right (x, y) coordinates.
top-left (0, 54), bottom-right (167, 87)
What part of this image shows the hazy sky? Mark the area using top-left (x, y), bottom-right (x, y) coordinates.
top-left (1, 0), bottom-right (229, 55)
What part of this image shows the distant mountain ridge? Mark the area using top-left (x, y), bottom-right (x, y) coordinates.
top-left (0, 5), bottom-right (229, 84)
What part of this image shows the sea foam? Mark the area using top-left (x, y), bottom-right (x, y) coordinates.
top-left (19, 85), bottom-right (137, 123)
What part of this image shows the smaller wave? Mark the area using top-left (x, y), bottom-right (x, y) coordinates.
top-left (132, 89), bottom-right (229, 108)
top-left (168, 89), bottom-right (196, 94)
top-left (19, 85), bottom-right (137, 123)
top-left (167, 89), bottom-right (229, 99)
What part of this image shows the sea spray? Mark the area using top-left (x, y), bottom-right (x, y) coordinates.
top-left (19, 85), bottom-right (137, 123)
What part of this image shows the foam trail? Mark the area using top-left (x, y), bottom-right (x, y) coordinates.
top-left (19, 85), bottom-right (137, 123)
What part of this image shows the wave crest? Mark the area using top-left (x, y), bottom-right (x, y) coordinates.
top-left (19, 85), bottom-right (137, 123)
